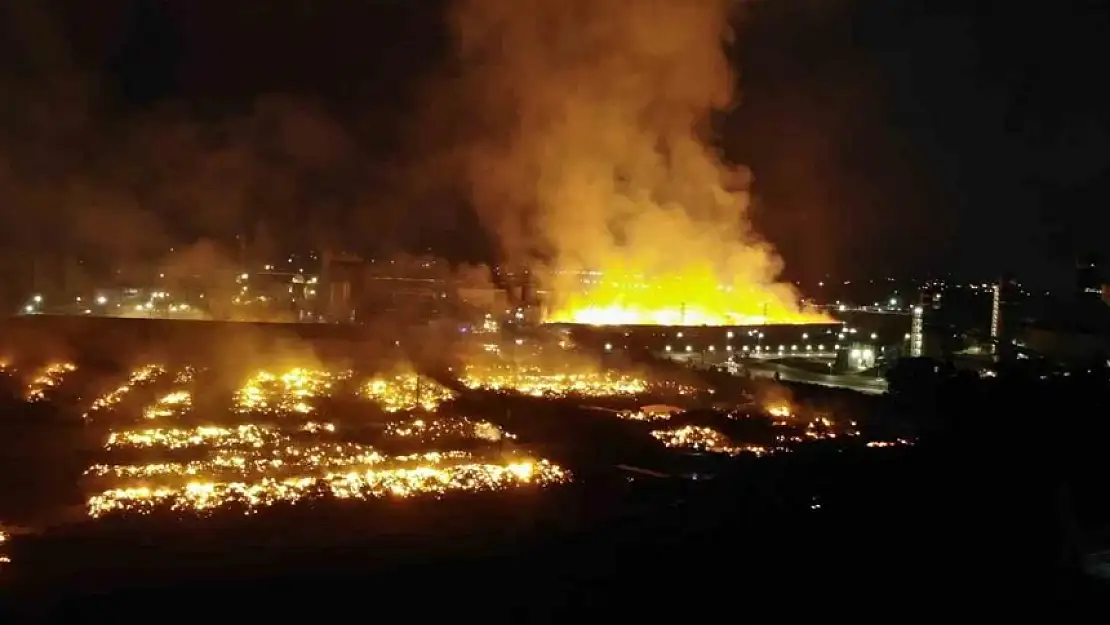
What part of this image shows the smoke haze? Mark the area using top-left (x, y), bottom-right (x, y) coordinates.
top-left (0, 3), bottom-right (425, 284)
top-left (0, 1), bottom-right (816, 325)
top-left (428, 0), bottom-right (815, 323)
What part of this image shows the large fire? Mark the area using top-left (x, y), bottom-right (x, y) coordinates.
top-left (440, 0), bottom-right (826, 329)
top-left (545, 270), bottom-right (830, 326)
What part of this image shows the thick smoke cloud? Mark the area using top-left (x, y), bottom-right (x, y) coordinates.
top-left (423, 0), bottom-right (816, 323)
top-left (0, 1), bottom-right (815, 326)
top-left (0, 3), bottom-right (416, 300)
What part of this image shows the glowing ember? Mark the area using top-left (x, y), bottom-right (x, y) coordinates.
top-left (88, 414), bottom-right (566, 517)
top-left (86, 448), bottom-right (466, 480)
top-left (89, 366), bottom-right (568, 517)
top-left (384, 417), bottom-right (514, 443)
top-left (174, 367), bottom-right (196, 384)
top-left (461, 366), bottom-right (646, 397)
top-left (24, 363), bottom-right (76, 402)
top-left (235, 368), bottom-right (345, 415)
top-left (866, 439), bottom-right (913, 448)
top-left (142, 390), bottom-right (192, 420)
top-left (651, 425), bottom-right (769, 456)
top-left (85, 364), bottom-right (166, 419)
top-left (360, 374), bottom-right (456, 412)
top-left (619, 404), bottom-right (683, 421)
top-left (106, 424), bottom-right (284, 450)
top-left (86, 461), bottom-right (569, 517)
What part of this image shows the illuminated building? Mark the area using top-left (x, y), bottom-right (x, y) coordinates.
top-left (990, 283), bottom-right (1001, 355)
top-left (319, 251), bottom-right (362, 323)
top-left (990, 276), bottom-right (1022, 358)
top-left (552, 322), bottom-right (844, 366)
top-left (319, 253), bottom-right (506, 324)
top-left (835, 342), bottom-right (876, 372)
top-left (910, 305), bottom-right (924, 358)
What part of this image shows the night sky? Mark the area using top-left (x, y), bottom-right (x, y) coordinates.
top-left (4, 0), bottom-right (1109, 287)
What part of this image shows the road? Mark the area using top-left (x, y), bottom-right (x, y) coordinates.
top-left (749, 363), bottom-right (888, 395)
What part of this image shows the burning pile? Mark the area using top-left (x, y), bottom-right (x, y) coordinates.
top-left (88, 420), bottom-right (565, 516)
top-left (87, 460), bottom-right (567, 517)
top-left (83, 366), bottom-right (569, 517)
top-left (618, 405), bottom-right (683, 422)
top-left (384, 417), bottom-right (513, 444)
top-left (460, 365), bottom-right (646, 397)
top-left (104, 424), bottom-right (287, 451)
top-left (360, 373), bottom-right (457, 413)
top-left (234, 368), bottom-right (347, 415)
top-left (24, 362), bottom-right (77, 402)
top-left (85, 364), bottom-right (166, 418)
top-left (142, 390), bottom-right (192, 420)
top-left (650, 425), bottom-right (769, 457)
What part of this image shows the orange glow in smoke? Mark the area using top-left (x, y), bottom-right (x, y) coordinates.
top-left (545, 270), bottom-right (829, 326)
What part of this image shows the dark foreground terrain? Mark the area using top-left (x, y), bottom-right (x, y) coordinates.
top-left (0, 315), bottom-right (1103, 621)
top-left (0, 437), bottom-right (1104, 622)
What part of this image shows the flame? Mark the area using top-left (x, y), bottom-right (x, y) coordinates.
top-left (544, 266), bottom-right (830, 326)
top-left (546, 268), bottom-right (830, 326)
top-left (767, 404), bottom-right (792, 419)
top-left (440, 0), bottom-right (828, 328)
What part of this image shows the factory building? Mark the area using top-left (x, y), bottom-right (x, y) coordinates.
top-left (319, 253), bottom-right (511, 324)
top-left (552, 322), bottom-right (846, 366)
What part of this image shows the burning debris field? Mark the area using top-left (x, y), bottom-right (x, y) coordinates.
top-left (0, 345), bottom-right (913, 592)
top-left (80, 365), bottom-right (571, 518)
top-left (0, 352), bottom-right (906, 519)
